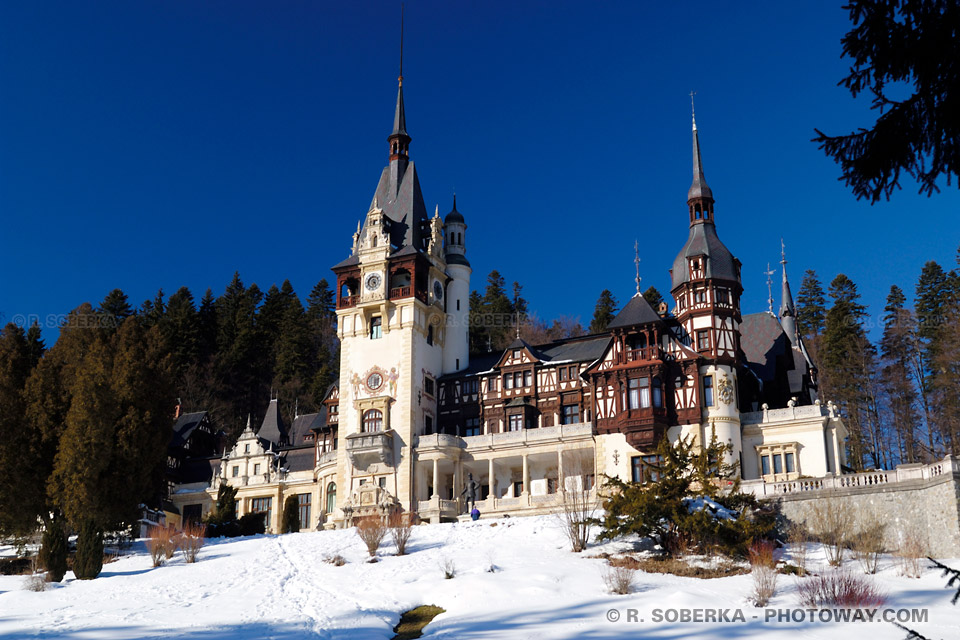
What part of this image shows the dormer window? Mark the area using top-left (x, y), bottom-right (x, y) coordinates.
top-left (512, 349), bottom-right (522, 359)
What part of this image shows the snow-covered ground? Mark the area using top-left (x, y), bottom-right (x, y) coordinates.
top-left (1, 515), bottom-right (957, 639)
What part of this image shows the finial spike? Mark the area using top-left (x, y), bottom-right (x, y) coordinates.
top-left (634, 239), bottom-right (642, 295)
top-left (780, 238), bottom-right (787, 266)
top-left (764, 262), bottom-right (776, 314)
top-left (398, 4), bottom-right (404, 87)
top-left (690, 90), bottom-right (697, 131)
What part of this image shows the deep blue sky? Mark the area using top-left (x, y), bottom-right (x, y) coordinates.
top-left (1, 1), bottom-right (957, 343)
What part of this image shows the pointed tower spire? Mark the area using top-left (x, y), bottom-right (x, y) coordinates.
top-left (779, 239), bottom-right (798, 345)
top-left (687, 92), bottom-right (715, 225)
top-left (388, 5), bottom-right (411, 162)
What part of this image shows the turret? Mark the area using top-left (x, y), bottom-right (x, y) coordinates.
top-left (443, 196), bottom-right (471, 373)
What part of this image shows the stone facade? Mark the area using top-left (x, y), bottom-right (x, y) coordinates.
top-left (743, 456), bottom-right (960, 557)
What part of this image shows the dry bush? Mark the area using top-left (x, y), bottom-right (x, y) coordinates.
top-left (180, 522), bottom-right (206, 564)
top-left (751, 566), bottom-right (778, 607)
top-left (556, 456), bottom-right (598, 553)
top-left (439, 557), bottom-right (456, 579)
top-left (851, 515), bottom-right (886, 575)
top-left (355, 517), bottom-right (387, 557)
top-left (323, 554), bottom-right (346, 566)
top-left (786, 522), bottom-right (810, 575)
top-left (603, 564), bottom-right (634, 595)
top-left (609, 554), bottom-right (748, 579)
top-left (747, 539), bottom-right (777, 569)
top-left (811, 500), bottom-right (852, 567)
top-left (797, 569), bottom-right (886, 608)
top-left (388, 512), bottom-right (413, 556)
top-left (145, 526), bottom-right (177, 568)
top-left (897, 531), bottom-right (925, 579)
top-left (22, 574), bottom-right (46, 592)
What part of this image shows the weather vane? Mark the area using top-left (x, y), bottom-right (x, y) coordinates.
top-left (764, 262), bottom-right (776, 313)
top-left (634, 239), bottom-right (642, 295)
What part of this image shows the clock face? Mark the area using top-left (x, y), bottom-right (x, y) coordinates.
top-left (366, 372), bottom-right (383, 391)
top-left (433, 281), bottom-right (444, 300)
top-left (365, 273), bottom-right (382, 291)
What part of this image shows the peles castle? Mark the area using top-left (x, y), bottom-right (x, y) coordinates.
top-left (167, 65), bottom-right (852, 533)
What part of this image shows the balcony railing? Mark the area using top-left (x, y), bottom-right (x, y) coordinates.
top-left (338, 295), bottom-right (357, 309)
top-left (625, 346), bottom-right (660, 362)
top-left (389, 286), bottom-right (411, 299)
top-left (317, 450), bottom-right (337, 467)
top-left (345, 430), bottom-right (393, 466)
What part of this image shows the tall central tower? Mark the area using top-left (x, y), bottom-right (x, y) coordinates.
top-left (669, 105), bottom-right (743, 466)
top-left (329, 57), bottom-right (470, 522)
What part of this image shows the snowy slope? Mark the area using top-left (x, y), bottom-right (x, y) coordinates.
top-left (0, 515), bottom-right (957, 639)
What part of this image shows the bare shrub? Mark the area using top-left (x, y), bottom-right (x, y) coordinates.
top-left (355, 517), bottom-right (387, 557)
top-left (851, 515), bottom-right (886, 574)
top-left (180, 522), bottom-right (206, 564)
top-left (797, 569), bottom-right (886, 608)
top-left (556, 455), bottom-right (598, 553)
top-left (897, 531), bottom-right (925, 578)
top-left (786, 522), bottom-right (810, 575)
top-left (439, 557), bottom-right (456, 579)
top-left (22, 574), bottom-right (46, 592)
top-left (748, 539), bottom-right (776, 569)
top-left (323, 554), bottom-right (346, 566)
top-left (811, 499), bottom-right (852, 567)
top-left (747, 539), bottom-right (778, 606)
top-left (388, 512), bottom-right (413, 556)
top-left (751, 566), bottom-right (778, 606)
top-left (145, 526), bottom-right (177, 568)
top-left (603, 563), bottom-right (634, 595)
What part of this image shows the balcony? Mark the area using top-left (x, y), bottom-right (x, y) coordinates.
top-left (317, 450), bottom-right (337, 468)
top-left (345, 430), bottom-right (394, 468)
top-left (389, 286), bottom-right (411, 299)
top-left (462, 422), bottom-right (593, 451)
top-left (625, 346), bottom-right (660, 362)
top-left (338, 295), bottom-right (357, 309)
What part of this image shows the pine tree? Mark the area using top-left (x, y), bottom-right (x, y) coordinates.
top-left (38, 515), bottom-right (68, 582)
top-left (197, 288), bottom-right (218, 363)
top-left (481, 271), bottom-right (515, 350)
top-left (139, 289), bottom-right (166, 328)
top-left (880, 285), bottom-right (921, 463)
top-left (306, 279), bottom-right (338, 408)
top-left (281, 495), bottom-right (300, 533)
top-left (215, 273), bottom-right (265, 436)
top-left (468, 290), bottom-right (487, 354)
top-left (98, 289), bottom-right (133, 332)
top-left (23, 306), bottom-right (102, 536)
top-left (25, 322), bottom-right (45, 367)
top-left (162, 287), bottom-right (201, 378)
top-left (206, 483), bottom-right (238, 526)
top-left (73, 519), bottom-right (104, 580)
top-left (49, 334), bottom-right (117, 527)
top-left (796, 270), bottom-right (827, 338)
top-left (820, 274), bottom-right (871, 469)
top-left (589, 290), bottom-right (618, 333)
top-left (916, 261), bottom-right (953, 455)
top-left (642, 286), bottom-right (664, 310)
top-left (0, 324), bottom-right (36, 536)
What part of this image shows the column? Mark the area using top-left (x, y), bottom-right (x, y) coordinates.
top-left (831, 424), bottom-right (842, 476)
top-left (522, 454), bottom-right (530, 497)
top-left (432, 458), bottom-right (439, 498)
top-left (488, 458), bottom-right (495, 500)
top-left (557, 449), bottom-right (564, 493)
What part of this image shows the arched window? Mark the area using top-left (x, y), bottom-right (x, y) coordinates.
top-left (362, 409), bottom-right (383, 433)
top-left (326, 482), bottom-right (337, 514)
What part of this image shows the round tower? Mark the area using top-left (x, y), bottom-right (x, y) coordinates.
top-left (670, 101), bottom-right (743, 468)
top-left (443, 196), bottom-right (470, 374)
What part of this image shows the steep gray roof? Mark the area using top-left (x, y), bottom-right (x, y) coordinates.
top-left (740, 311), bottom-right (788, 382)
top-left (257, 399), bottom-right (287, 446)
top-left (367, 161), bottom-right (429, 251)
top-left (780, 265), bottom-right (796, 317)
top-left (289, 411), bottom-right (325, 444)
top-left (279, 446), bottom-right (315, 473)
top-left (170, 412), bottom-right (208, 449)
top-left (688, 120), bottom-right (713, 201)
top-left (607, 294), bottom-right (662, 329)
top-left (670, 221), bottom-right (739, 290)
top-left (392, 85), bottom-right (407, 136)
